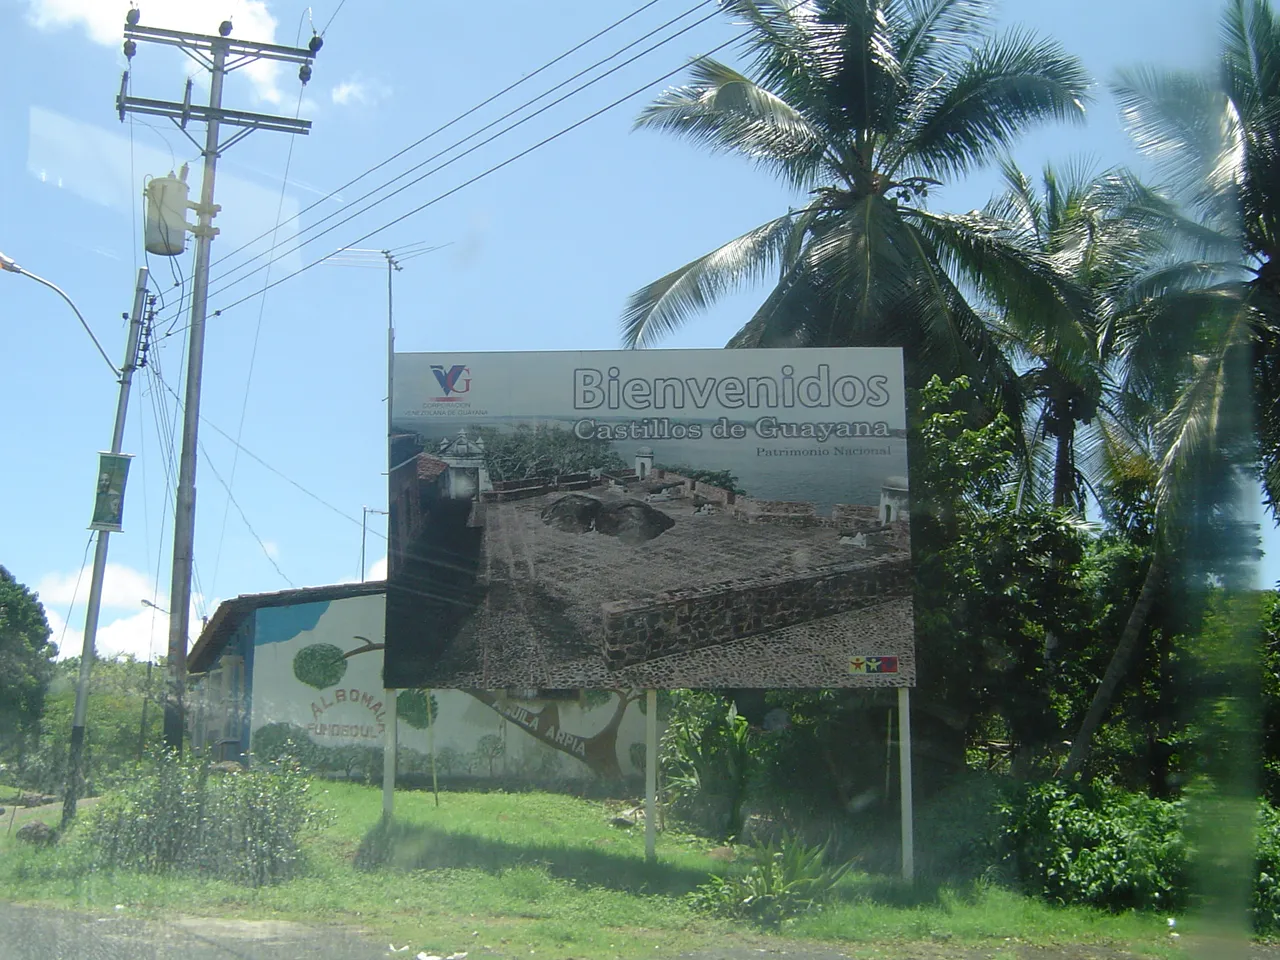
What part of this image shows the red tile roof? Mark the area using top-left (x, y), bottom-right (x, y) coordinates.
top-left (417, 454), bottom-right (449, 481)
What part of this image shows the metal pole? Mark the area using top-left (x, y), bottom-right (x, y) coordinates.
top-left (137, 659), bottom-right (153, 761)
top-left (428, 688), bottom-right (439, 807)
top-left (645, 688), bottom-right (657, 862)
top-left (382, 687), bottom-right (398, 820)
top-left (898, 686), bottom-right (914, 882)
top-left (164, 37), bottom-right (227, 751)
top-left (361, 506), bottom-right (369, 581)
top-left (62, 266), bottom-right (149, 828)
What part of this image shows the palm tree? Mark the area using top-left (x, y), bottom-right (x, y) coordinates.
top-left (1062, 0), bottom-right (1279, 778)
top-left (983, 159), bottom-right (1158, 512)
top-left (621, 0), bottom-right (1092, 406)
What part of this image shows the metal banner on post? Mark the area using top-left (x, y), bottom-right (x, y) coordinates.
top-left (90, 452), bottom-right (133, 532)
top-left (645, 689), bottom-right (658, 862)
top-left (898, 686), bottom-right (915, 881)
top-left (382, 688), bottom-right (398, 821)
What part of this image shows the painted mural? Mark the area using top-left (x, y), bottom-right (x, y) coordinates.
top-left (243, 592), bottom-right (650, 781)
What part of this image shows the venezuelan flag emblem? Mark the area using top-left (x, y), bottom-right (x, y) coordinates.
top-left (849, 656), bottom-right (899, 674)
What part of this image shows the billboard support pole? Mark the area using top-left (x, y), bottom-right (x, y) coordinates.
top-left (428, 688), bottom-right (439, 806)
top-left (382, 689), bottom-right (397, 821)
top-left (62, 266), bottom-right (150, 829)
top-left (645, 689), bottom-right (658, 862)
top-left (898, 686), bottom-right (914, 881)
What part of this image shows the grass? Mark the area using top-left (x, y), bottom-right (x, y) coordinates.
top-left (0, 781), bottom-right (1185, 960)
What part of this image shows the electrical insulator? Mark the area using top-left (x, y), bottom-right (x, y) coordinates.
top-left (299, 63), bottom-right (312, 84)
top-left (123, 39), bottom-right (136, 59)
top-left (144, 166), bottom-right (191, 257)
top-left (126, 7), bottom-right (140, 26)
top-left (308, 34), bottom-right (323, 53)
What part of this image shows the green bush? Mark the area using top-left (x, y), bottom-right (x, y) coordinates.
top-left (914, 771), bottom-right (1009, 882)
top-left (1254, 801), bottom-right (1280, 932)
top-left (662, 692), bottom-right (756, 841)
top-left (999, 779), bottom-right (1189, 912)
top-left (83, 751), bottom-right (326, 886)
top-left (689, 832), bottom-right (851, 926)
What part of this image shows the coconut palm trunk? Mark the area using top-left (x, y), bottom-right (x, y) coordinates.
top-left (1062, 554), bottom-right (1165, 778)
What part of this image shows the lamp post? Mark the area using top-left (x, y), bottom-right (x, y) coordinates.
top-left (2, 251), bottom-right (150, 827)
top-left (361, 507), bottom-right (388, 581)
top-left (0, 253), bottom-right (121, 378)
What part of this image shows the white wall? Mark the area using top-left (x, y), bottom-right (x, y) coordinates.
top-left (248, 592), bottom-right (650, 779)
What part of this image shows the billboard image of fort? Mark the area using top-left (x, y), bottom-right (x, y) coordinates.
top-left (385, 349), bottom-right (915, 690)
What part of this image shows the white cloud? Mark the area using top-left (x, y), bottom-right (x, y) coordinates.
top-left (367, 556), bottom-right (387, 581)
top-left (36, 561), bottom-right (212, 660)
top-left (331, 75), bottom-right (391, 107)
top-left (262, 540), bottom-right (280, 561)
top-left (36, 562), bottom-right (156, 609)
top-left (47, 598), bottom-right (204, 662)
top-left (25, 0), bottom-right (287, 103)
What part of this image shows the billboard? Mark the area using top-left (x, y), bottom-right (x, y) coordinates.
top-left (385, 349), bottom-right (914, 689)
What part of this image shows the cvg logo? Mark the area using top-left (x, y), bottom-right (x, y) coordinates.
top-left (430, 364), bottom-right (471, 401)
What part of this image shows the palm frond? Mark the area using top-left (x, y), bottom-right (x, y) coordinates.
top-left (889, 27), bottom-right (1090, 179)
top-left (1112, 66), bottom-right (1245, 225)
top-left (637, 58), bottom-right (831, 188)
top-left (1220, 0), bottom-right (1280, 114)
top-left (894, 0), bottom-right (995, 83)
top-left (726, 262), bottom-right (829, 348)
top-left (908, 207), bottom-right (1099, 388)
top-left (621, 214), bottom-right (800, 348)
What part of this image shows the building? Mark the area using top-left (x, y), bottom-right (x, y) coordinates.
top-left (187, 582), bottom-right (649, 781)
top-left (879, 476), bottom-right (909, 525)
top-left (437, 429), bottom-right (492, 500)
top-left (634, 446), bottom-right (654, 480)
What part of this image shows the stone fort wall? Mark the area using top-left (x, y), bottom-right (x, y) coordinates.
top-left (600, 554), bottom-right (913, 669)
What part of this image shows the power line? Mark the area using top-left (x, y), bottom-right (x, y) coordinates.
top-left (211, 82), bottom-right (308, 597)
top-left (320, 0), bottom-right (348, 36)
top-left (144, 322), bottom-right (211, 622)
top-left (203, 22), bottom-right (747, 321)
top-left (163, 0), bottom-right (724, 319)
top-left (207, 0), bottom-right (718, 296)
top-left (55, 533), bottom-right (97, 659)
top-left (209, 0), bottom-right (673, 274)
top-left (148, 365), bottom-right (382, 539)
top-left (198, 436), bottom-right (295, 588)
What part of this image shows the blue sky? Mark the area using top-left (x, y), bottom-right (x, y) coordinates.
top-left (1, 0), bottom-right (1275, 661)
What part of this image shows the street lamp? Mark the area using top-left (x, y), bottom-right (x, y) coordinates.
top-left (0, 252), bottom-right (120, 377)
top-left (362, 507), bottom-right (389, 582)
top-left (2, 251), bottom-right (151, 827)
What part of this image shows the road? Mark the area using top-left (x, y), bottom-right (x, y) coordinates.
top-left (0, 902), bottom-right (395, 959)
top-left (7, 900), bottom-right (1278, 960)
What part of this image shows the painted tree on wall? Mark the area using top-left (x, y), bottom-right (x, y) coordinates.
top-left (290, 636), bottom-right (644, 779)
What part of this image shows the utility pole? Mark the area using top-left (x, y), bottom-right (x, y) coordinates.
top-left (62, 267), bottom-right (150, 828)
top-left (118, 12), bottom-right (320, 750)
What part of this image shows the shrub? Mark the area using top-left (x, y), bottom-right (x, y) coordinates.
top-left (914, 771), bottom-right (1009, 882)
top-left (689, 832), bottom-right (851, 926)
top-left (83, 751), bottom-right (326, 886)
top-left (662, 692), bottom-right (757, 841)
top-left (1254, 801), bottom-right (1280, 933)
top-left (999, 779), bottom-right (1189, 912)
